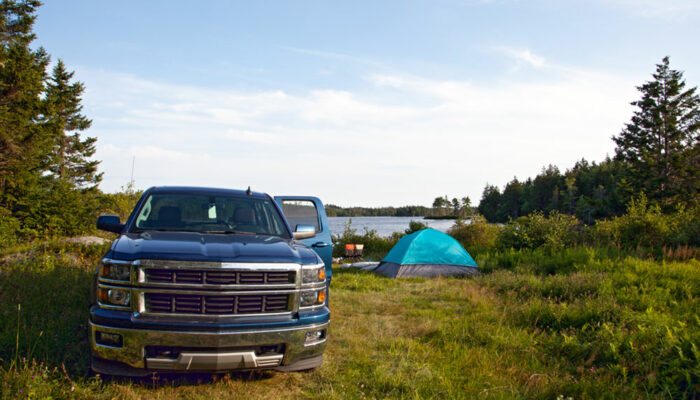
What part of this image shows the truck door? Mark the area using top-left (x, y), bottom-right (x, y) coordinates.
top-left (274, 196), bottom-right (333, 280)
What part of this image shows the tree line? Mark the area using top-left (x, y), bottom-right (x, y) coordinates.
top-left (325, 196), bottom-right (474, 218)
top-left (325, 204), bottom-right (430, 217)
top-left (478, 57), bottom-right (699, 224)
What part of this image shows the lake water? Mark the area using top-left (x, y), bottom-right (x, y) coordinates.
top-left (327, 216), bottom-right (458, 237)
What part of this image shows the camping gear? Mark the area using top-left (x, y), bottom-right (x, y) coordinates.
top-left (343, 261), bottom-right (380, 270)
top-left (344, 243), bottom-right (364, 259)
top-left (373, 229), bottom-right (478, 278)
top-left (344, 244), bottom-right (355, 257)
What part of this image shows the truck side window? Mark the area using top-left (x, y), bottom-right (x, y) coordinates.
top-left (281, 200), bottom-right (320, 232)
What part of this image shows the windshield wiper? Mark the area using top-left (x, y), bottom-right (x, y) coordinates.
top-left (200, 230), bottom-right (256, 235)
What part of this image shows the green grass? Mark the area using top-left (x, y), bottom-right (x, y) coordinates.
top-left (1, 242), bottom-right (698, 399)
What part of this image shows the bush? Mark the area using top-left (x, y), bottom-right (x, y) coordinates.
top-left (405, 220), bottom-right (428, 234)
top-left (671, 205), bottom-right (700, 246)
top-left (0, 207), bottom-right (21, 250)
top-left (447, 214), bottom-right (500, 253)
top-left (497, 211), bottom-right (581, 252)
top-left (590, 195), bottom-right (700, 248)
top-left (98, 182), bottom-right (143, 221)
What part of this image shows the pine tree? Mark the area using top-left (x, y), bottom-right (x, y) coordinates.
top-left (1, 1), bottom-right (101, 239)
top-left (613, 57), bottom-right (700, 207)
top-left (0, 0), bottom-right (49, 220)
top-left (477, 184), bottom-right (501, 222)
top-left (498, 178), bottom-right (523, 220)
top-left (43, 59), bottom-right (101, 188)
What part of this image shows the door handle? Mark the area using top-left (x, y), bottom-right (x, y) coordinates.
top-left (312, 242), bottom-right (330, 248)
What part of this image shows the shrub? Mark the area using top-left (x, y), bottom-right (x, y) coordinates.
top-left (405, 220), bottom-right (428, 234)
top-left (669, 204), bottom-right (700, 246)
top-left (98, 182), bottom-right (143, 221)
top-left (497, 211), bottom-right (580, 252)
top-left (590, 195), bottom-right (700, 248)
top-left (447, 214), bottom-right (500, 253)
top-left (0, 207), bottom-right (20, 250)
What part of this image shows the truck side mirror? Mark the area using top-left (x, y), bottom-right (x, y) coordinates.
top-left (293, 224), bottom-right (316, 239)
top-left (97, 215), bottom-right (125, 234)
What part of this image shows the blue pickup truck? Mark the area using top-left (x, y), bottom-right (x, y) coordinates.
top-left (89, 186), bottom-right (332, 376)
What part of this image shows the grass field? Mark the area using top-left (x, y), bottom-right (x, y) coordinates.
top-left (0, 242), bottom-right (698, 399)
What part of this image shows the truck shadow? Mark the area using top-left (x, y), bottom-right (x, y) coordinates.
top-left (99, 370), bottom-right (290, 389)
top-left (0, 253), bottom-right (97, 377)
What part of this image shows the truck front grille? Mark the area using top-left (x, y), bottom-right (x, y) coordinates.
top-left (145, 269), bottom-right (294, 285)
top-left (145, 293), bottom-right (291, 315)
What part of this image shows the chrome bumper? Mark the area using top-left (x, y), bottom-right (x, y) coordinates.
top-left (146, 350), bottom-right (283, 370)
top-left (89, 320), bottom-right (328, 372)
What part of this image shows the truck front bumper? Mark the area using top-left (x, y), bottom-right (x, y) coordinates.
top-left (89, 320), bottom-right (329, 375)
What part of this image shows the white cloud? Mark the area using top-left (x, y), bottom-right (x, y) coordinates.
top-left (82, 60), bottom-right (641, 207)
top-left (494, 47), bottom-right (547, 69)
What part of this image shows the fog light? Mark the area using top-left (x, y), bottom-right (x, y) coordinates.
top-left (107, 289), bottom-right (130, 306)
top-left (305, 329), bottom-right (325, 343)
top-left (96, 332), bottom-right (123, 347)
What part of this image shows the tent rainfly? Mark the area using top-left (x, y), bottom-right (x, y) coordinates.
top-left (373, 228), bottom-right (478, 278)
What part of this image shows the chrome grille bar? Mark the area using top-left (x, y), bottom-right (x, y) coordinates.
top-left (144, 293), bottom-right (291, 315)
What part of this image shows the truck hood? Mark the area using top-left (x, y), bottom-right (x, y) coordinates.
top-left (107, 231), bottom-right (320, 264)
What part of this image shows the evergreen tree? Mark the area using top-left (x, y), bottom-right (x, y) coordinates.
top-left (532, 165), bottom-right (563, 212)
top-left (0, 0), bottom-right (101, 239)
top-left (478, 184), bottom-right (501, 222)
top-left (0, 0), bottom-right (49, 222)
top-left (451, 197), bottom-right (460, 216)
top-left (613, 57), bottom-right (700, 207)
top-left (460, 196), bottom-right (471, 218)
top-left (498, 178), bottom-right (523, 220)
top-left (43, 59), bottom-right (101, 188)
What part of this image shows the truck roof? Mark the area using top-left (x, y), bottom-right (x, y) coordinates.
top-left (148, 186), bottom-right (269, 199)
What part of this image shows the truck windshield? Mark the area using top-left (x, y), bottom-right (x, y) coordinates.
top-left (132, 193), bottom-right (290, 238)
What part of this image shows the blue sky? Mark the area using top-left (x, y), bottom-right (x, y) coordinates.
top-left (33, 0), bottom-right (700, 207)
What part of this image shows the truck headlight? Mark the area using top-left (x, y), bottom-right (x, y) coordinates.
top-left (98, 288), bottom-right (130, 307)
top-left (302, 264), bottom-right (326, 284)
top-left (300, 289), bottom-right (326, 307)
top-left (99, 260), bottom-right (130, 282)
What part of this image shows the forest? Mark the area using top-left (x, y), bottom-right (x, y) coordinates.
top-left (476, 57), bottom-right (698, 225)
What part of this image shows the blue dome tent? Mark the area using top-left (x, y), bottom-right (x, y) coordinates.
top-left (373, 228), bottom-right (479, 278)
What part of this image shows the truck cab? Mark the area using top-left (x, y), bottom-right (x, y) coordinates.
top-left (89, 186), bottom-right (332, 376)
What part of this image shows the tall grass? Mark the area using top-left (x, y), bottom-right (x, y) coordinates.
top-left (1, 240), bottom-right (698, 399)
